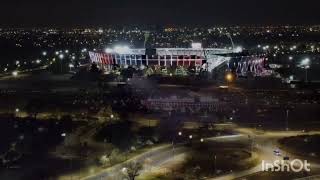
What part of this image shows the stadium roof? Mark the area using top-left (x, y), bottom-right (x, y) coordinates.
top-left (116, 48), bottom-right (234, 56)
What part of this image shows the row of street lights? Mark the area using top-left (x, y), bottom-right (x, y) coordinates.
top-left (177, 131), bottom-right (204, 143)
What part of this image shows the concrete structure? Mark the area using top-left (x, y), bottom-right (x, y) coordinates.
top-left (89, 47), bottom-right (267, 76)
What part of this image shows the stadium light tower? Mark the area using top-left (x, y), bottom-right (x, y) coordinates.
top-left (226, 33), bottom-right (235, 50)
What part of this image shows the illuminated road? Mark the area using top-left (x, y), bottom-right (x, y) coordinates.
top-left (69, 128), bottom-right (320, 180)
top-left (80, 145), bottom-right (187, 180)
top-left (208, 128), bottom-right (320, 180)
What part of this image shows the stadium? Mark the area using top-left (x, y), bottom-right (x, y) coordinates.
top-left (88, 43), bottom-right (268, 77)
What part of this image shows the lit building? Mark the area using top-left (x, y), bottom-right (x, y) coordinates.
top-left (88, 46), bottom-right (267, 76)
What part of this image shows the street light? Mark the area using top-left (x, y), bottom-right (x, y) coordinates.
top-left (178, 131), bottom-right (182, 136)
top-left (225, 72), bottom-right (234, 86)
top-left (59, 54), bottom-right (64, 60)
top-left (189, 135), bottom-right (193, 139)
top-left (12, 71), bottom-right (18, 77)
top-left (200, 138), bottom-right (204, 143)
top-left (300, 58), bottom-right (310, 82)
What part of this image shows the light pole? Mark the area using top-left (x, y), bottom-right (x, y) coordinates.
top-left (285, 109), bottom-right (289, 131)
top-left (225, 72), bottom-right (234, 88)
top-left (59, 54), bottom-right (64, 73)
top-left (172, 140), bottom-right (175, 160)
top-left (304, 66), bottom-right (309, 82)
top-left (61, 133), bottom-right (73, 180)
top-left (300, 58), bottom-right (310, 82)
top-left (251, 136), bottom-right (254, 155)
top-left (214, 154), bottom-right (217, 174)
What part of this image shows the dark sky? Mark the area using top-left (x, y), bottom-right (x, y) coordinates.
top-left (1, 0), bottom-right (320, 27)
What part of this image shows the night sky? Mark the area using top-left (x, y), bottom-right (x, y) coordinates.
top-left (1, 0), bottom-right (320, 27)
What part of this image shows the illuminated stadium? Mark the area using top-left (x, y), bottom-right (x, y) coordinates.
top-left (88, 43), bottom-right (268, 77)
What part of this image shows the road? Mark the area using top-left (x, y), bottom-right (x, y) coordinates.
top-left (81, 144), bottom-right (187, 180)
top-left (77, 127), bottom-right (320, 180)
top-left (207, 128), bottom-right (320, 180)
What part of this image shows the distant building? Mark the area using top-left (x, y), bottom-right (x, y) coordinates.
top-left (141, 95), bottom-right (224, 112)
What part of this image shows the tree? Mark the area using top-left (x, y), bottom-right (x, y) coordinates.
top-left (109, 148), bottom-right (125, 165)
top-left (96, 106), bottom-right (118, 123)
top-left (90, 63), bottom-right (99, 73)
top-left (89, 63), bottom-right (101, 80)
top-left (124, 161), bottom-right (143, 180)
top-left (25, 99), bottom-right (43, 119)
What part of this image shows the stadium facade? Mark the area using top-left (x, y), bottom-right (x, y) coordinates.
top-left (88, 46), bottom-right (268, 76)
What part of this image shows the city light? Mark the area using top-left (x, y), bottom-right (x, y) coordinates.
top-left (98, 28), bottom-right (104, 33)
top-left (263, 45), bottom-right (269, 50)
top-left (289, 75), bottom-right (294, 81)
top-left (113, 45), bottom-right (130, 54)
top-left (59, 54), bottom-right (64, 59)
top-left (300, 58), bottom-right (311, 82)
top-left (12, 71), bottom-right (18, 77)
top-left (300, 58), bottom-right (310, 67)
top-left (191, 42), bottom-right (202, 49)
top-left (225, 73), bottom-right (234, 82)
top-left (234, 46), bottom-right (243, 53)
